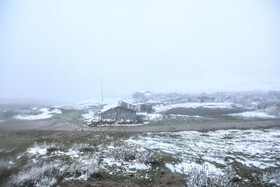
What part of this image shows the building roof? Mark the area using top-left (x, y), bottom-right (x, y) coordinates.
top-left (101, 101), bottom-right (137, 113)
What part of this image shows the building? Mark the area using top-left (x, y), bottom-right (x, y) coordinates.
top-left (132, 91), bottom-right (153, 101)
top-left (100, 101), bottom-right (137, 122)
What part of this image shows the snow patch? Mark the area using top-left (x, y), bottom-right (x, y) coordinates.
top-left (82, 110), bottom-right (99, 123)
top-left (127, 129), bottom-right (280, 170)
top-left (53, 149), bottom-right (80, 159)
top-left (98, 123), bottom-right (144, 127)
top-left (27, 147), bottom-right (47, 155)
top-left (14, 108), bottom-right (62, 120)
top-left (166, 162), bottom-right (223, 175)
top-left (128, 162), bottom-right (150, 170)
top-left (154, 102), bottom-right (235, 113)
top-left (137, 113), bottom-right (162, 120)
top-left (52, 108), bottom-right (62, 114)
top-left (103, 158), bottom-right (150, 172)
top-left (228, 111), bottom-right (275, 119)
top-left (101, 103), bottom-right (119, 113)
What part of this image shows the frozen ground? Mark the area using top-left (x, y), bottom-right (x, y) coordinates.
top-left (228, 111), bottom-right (277, 119)
top-left (1, 91), bottom-right (279, 126)
top-left (81, 110), bottom-right (99, 123)
top-left (0, 128), bottom-right (280, 186)
top-left (0, 92), bottom-right (280, 186)
top-left (14, 108), bottom-right (62, 120)
top-left (154, 102), bottom-right (237, 113)
top-left (127, 129), bottom-right (280, 170)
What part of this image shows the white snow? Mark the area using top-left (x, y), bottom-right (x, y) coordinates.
top-left (64, 174), bottom-right (88, 181)
top-left (128, 162), bottom-right (150, 170)
top-left (103, 158), bottom-right (150, 172)
top-left (166, 162), bottom-right (223, 175)
top-left (236, 159), bottom-right (277, 169)
top-left (82, 110), bottom-right (99, 123)
top-left (228, 111), bottom-right (275, 119)
top-left (27, 147), bottom-right (47, 155)
top-left (262, 170), bottom-right (280, 186)
top-left (101, 101), bottom-right (137, 113)
top-left (137, 113), bottom-right (162, 120)
top-left (14, 108), bottom-right (62, 120)
top-left (101, 102), bottom-right (119, 113)
top-left (65, 149), bottom-right (80, 158)
top-left (103, 158), bottom-right (122, 167)
top-left (169, 114), bottom-right (202, 118)
top-left (53, 149), bottom-right (80, 159)
top-left (98, 123), bottom-right (144, 127)
top-left (154, 102), bottom-right (235, 113)
top-left (15, 128), bottom-right (280, 186)
top-left (127, 129), bottom-right (280, 170)
top-left (165, 163), bottom-right (176, 172)
top-left (52, 109), bottom-right (62, 114)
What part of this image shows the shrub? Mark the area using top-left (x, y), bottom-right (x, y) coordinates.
top-left (10, 162), bottom-right (58, 186)
top-left (262, 169), bottom-right (280, 186)
top-left (106, 144), bottom-right (154, 163)
top-left (185, 165), bottom-right (237, 187)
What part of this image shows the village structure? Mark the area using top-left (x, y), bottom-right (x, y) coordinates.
top-left (91, 101), bottom-right (138, 126)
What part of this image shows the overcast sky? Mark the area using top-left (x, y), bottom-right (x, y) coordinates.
top-left (0, 0), bottom-right (279, 101)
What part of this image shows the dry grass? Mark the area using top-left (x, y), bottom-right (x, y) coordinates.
top-left (106, 144), bottom-right (154, 163)
top-left (10, 162), bottom-right (58, 186)
top-left (262, 168), bottom-right (280, 186)
top-left (184, 166), bottom-right (238, 187)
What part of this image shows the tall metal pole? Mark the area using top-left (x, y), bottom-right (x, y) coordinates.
top-left (100, 79), bottom-right (104, 103)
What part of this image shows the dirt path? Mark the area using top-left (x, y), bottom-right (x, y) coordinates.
top-left (1, 119), bottom-right (280, 132)
top-left (93, 120), bottom-right (280, 132)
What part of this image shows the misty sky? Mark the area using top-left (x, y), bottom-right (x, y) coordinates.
top-left (0, 0), bottom-right (280, 101)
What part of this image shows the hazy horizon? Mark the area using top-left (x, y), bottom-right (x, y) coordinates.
top-left (1, 0), bottom-right (280, 101)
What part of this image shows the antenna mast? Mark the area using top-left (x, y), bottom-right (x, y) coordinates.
top-left (100, 79), bottom-right (104, 103)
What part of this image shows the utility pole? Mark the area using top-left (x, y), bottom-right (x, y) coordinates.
top-left (100, 79), bottom-right (104, 103)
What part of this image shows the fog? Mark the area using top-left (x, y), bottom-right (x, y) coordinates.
top-left (0, 0), bottom-right (279, 102)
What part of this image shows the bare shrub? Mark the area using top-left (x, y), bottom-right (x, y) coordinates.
top-left (107, 146), bottom-right (136, 161)
top-left (106, 144), bottom-right (154, 163)
top-left (185, 166), bottom-right (237, 187)
top-left (30, 141), bottom-right (62, 154)
top-left (136, 151), bottom-right (154, 163)
top-left (71, 143), bottom-right (94, 152)
top-left (10, 162), bottom-right (59, 186)
top-left (0, 159), bottom-right (11, 184)
top-left (11, 158), bottom-right (99, 186)
top-left (36, 176), bottom-right (57, 187)
top-left (61, 159), bottom-right (99, 181)
top-left (11, 141), bottom-right (101, 185)
top-left (0, 160), bottom-right (9, 173)
top-left (61, 153), bottom-right (99, 180)
top-left (262, 169), bottom-right (280, 186)
top-left (65, 162), bottom-right (97, 178)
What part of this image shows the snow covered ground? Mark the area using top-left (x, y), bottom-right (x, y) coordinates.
top-left (14, 108), bottom-right (62, 120)
top-left (154, 102), bottom-right (236, 113)
top-left (228, 111), bottom-right (276, 119)
top-left (2, 128), bottom-right (280, 186)
top-left (98, 123), bottom-right (144, 127)
top-left (137, 112), bottom-right (162, 121)
top-left (81, 110), bottom-right (99, 123)
top-left (127, 129), bottom-right (280, 171)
